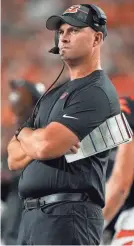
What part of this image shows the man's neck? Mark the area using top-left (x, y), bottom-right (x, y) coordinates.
top-left (65, 55), bottom-right (102, 81)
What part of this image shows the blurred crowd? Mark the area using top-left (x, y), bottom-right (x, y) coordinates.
top-left (1, 0), bottom-right (134, 245)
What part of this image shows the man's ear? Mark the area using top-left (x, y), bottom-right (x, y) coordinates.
top-left (93, 32), bottom-right (103, 47)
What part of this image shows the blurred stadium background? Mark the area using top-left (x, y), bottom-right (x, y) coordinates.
top-left (1, 0), bottom-right (134, 245)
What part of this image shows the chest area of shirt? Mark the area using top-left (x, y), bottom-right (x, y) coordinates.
top-left (34, 86), bottom-right (70, 127)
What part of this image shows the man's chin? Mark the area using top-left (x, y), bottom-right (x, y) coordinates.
top-left (60, 52), bottom-right (74, 61)
top-left (60, 54), bottom-right (69, 59)
top-left (60, 49), bottom-right (71, 58)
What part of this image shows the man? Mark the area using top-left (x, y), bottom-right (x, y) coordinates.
top-left (7, 4), bottom-right (120, 245)
top-left (3, 80), bottom-right (45, 245)
top-left (103, 96), bottom-right (134, 245)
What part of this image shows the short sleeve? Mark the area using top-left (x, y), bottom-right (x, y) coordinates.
top-left (53, 86), bottom-right (111, 141)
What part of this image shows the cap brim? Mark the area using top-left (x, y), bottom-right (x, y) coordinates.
top-left (46, 15), bottom-right (88, 30)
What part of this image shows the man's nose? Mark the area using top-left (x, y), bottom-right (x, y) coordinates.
top-left (60, 32), bottom-right (70, 43)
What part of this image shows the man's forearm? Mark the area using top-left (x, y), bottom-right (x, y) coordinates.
top-left (103, 179), bottom-right (129, 222)
top-left (18, 128), bottom-right (49, 159)
top-left (8, 136), bottom-right (33, 170)
top-left (18, 123), bottom-right (79, 160)
top-left (18, 128), bottom-right (62, 160)
top-left (103, 140), bottom-right (134, 222)
top-left (8, 154), bottom-right (32, 171)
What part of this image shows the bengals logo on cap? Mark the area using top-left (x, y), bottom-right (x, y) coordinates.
top-left (63, 5), bottom-right (80, 14)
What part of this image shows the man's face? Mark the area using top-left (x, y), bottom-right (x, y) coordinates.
top-left (58, 23), bottom-right (96, 61)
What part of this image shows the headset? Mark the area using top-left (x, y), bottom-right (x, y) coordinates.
top-left (88, 4), bottom-right (107, 26)
top-left (49, 4), bottom-right (107, 55)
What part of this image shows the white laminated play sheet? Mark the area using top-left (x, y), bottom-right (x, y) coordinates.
top-left (65, 113), bottom-right (133, 163)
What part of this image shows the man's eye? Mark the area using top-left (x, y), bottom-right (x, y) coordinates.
top-left (72, 29), bottom-right (79, 33)
top-left (58, 30), bottom-right (63, 35)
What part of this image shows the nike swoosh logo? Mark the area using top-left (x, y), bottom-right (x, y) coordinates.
top-left (63, 114), bottom-right (78, 120)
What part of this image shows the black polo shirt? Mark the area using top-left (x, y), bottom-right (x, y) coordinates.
top-left (18, 70), bottom-right (120, 208)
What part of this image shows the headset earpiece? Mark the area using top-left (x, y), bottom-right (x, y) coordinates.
top-left (82, 4), bottom-right (107, 39)
top-left (88, 4), bottom-right (107, 25)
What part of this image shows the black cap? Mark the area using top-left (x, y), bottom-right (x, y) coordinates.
top-left (46, 4), bottom-right (107, 39)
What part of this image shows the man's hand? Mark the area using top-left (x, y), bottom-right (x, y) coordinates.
top-left (66, 143), bottom-right (80, 154)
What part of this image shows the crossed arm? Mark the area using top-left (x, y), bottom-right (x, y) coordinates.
top-left (8, 122), bottom-right (79, 171)
top-left (103, 137), bottom-right (134, 224)
top-left (8, 87), bottom-right (111, 171)
top-left (7, 136), bottom-right (33, 170)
